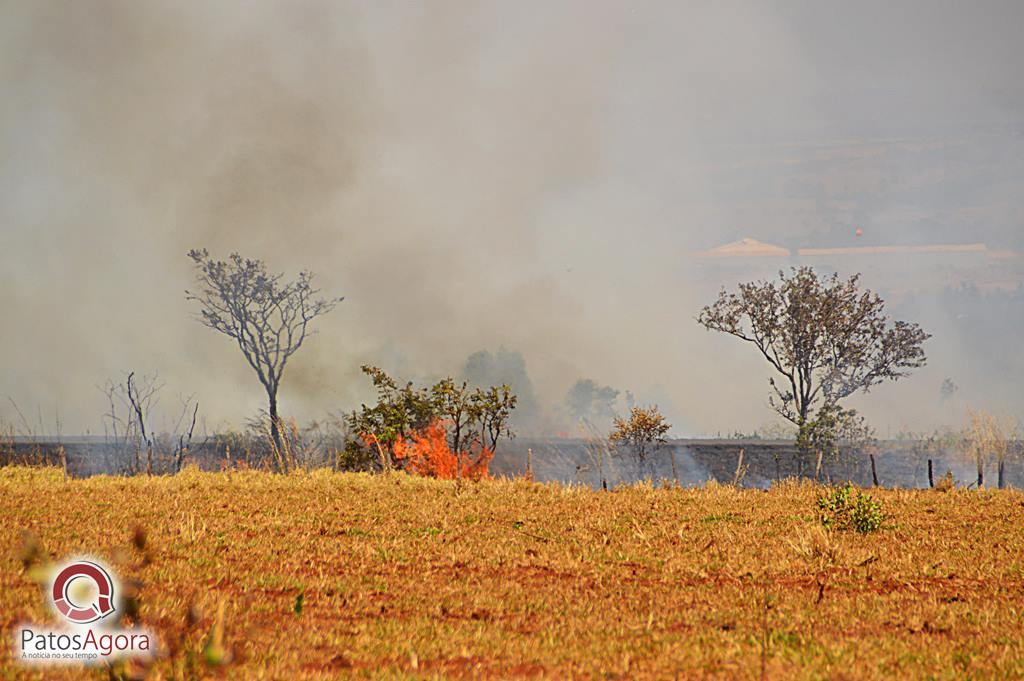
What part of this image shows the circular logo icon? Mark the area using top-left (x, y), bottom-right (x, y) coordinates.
top-left (51, 561), bottom-right (116, 624)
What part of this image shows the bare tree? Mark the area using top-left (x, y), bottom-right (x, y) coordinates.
top-left (170, 394), bottom-right (200, 473)
top-left (99, 374), bottom-right (201, 475)
top-left (698, 267), bottom-right (929, 435)
top-left (99, 379), bottom-right (134, 470)
top-left (99, 372), bottom-right (162, 474)
top-left (186, 250), bottom-right (342, 451)
top-left (126, 371), bottom-right (157, 475)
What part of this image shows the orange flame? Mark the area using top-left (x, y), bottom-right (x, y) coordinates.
top-left (392, 421), bottom-right (492, 481)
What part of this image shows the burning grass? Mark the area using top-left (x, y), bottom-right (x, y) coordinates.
top-left (2, 467), bottom-right (1023, 679)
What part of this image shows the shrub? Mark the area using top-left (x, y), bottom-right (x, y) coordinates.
top-left (817, 484), bottom-right (883, 534)
top-left (848, 492), bottom-right (884, 533)
top-left (816, 484), bottom-right (851, 528)
top-left (347, 366), bottom-right (516, 472)
top-left (336, 441), bottom-right (377, 472)
top-left (935, 470), bottom-right (955, 493)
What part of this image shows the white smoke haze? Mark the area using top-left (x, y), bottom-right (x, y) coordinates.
top-left (1, 1), bottom-right (1022, 436)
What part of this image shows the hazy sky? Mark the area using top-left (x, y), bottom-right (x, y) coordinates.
top-left (2, 1), bottom-right (1022, 436)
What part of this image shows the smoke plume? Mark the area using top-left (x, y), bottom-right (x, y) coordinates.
top-left (2, 1), bottom-right (1023, 436)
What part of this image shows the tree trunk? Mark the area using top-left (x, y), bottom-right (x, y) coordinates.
top-left (869, 453), bottom-right (879, 487)
top-left (927, 459), bottom-right (934, 488)
top-left (451, 415), bottom-right (463, 480)
top-left (814, 450), bottom-right (823, 481)
top-left (998, 459), bottom-right (1006, 489)
top-left (670, 448), bottom-right (678, 483)
top-left (977, 460), bottom-right (984, 489)
top-left (268, 391), bottom-right (283, 459)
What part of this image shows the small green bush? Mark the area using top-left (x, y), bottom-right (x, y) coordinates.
top-left (817, 484), bottom-right (883, 533)
top-left (848, 492), bottom-right (884, 533)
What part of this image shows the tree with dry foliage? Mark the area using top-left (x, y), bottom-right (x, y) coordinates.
top-left (186, 249), bottom-right (342, 451)
top-left (698, 267), bottom-right (929, 436)
top-left (610, 405), bottom-right (671, 462)
top-left (964, 409), bottom-right (1016, 489)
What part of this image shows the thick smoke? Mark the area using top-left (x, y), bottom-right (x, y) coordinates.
top-left (1, 1), bottom-right (1022, 436)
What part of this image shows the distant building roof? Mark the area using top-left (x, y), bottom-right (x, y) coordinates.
top-left (693, 239), bottom-right (1000, 260)
top-left (695, 238), bottom-right (791, 258)
top-left (797, 243), bottom-right (988, 257)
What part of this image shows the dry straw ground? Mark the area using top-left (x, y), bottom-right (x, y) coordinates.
top-left (2, 466), bottom-right (1023, 679)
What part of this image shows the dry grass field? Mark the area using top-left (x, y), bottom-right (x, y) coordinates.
top-left (2, 466), bottom-right (1023, 679)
